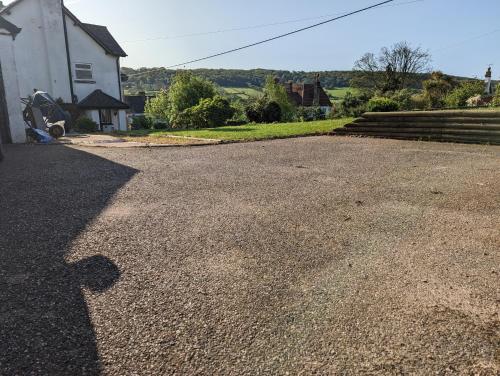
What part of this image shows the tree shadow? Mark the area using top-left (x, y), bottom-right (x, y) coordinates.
top-left (0, 145), bottom-right (138, 374)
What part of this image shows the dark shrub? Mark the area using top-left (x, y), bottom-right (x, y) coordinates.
top-left (174, 96), bottom-right (235, 129)
top-left (153, 121), bottom-right (169, 130)
top-left (262, 101), bottom-right (282, 123)
top-left (131, 116), bottom-right (153, 130)
top-left (339, 92), bottom-right (370, 117)
top-left (75, 117), bottom-right (98, 133)
top-left (367, 97), bottom-right (400, 112)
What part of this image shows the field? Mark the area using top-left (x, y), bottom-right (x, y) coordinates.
top-left (118, 118), bottom-right (352, 142)
top-left (326, 87), bottom-right (358, 100)
top-left (222, 87), bottom-right (262, 99)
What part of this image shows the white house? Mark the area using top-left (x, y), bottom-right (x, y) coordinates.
top-left (0, 0), bottom-right (128, 143)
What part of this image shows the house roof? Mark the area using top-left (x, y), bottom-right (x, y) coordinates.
top-left (64, 7), bottom-right (127, 57)
top-left (284, 82), bottom-right (332, 107)
top-left (123, 95), bottom-right (154, 114)
top-left (78, 90), bottom-right (129, 110)
top-left (0, 0), bottom-right (127, 56)
top-left (0, 15), bottom-right (21, 37)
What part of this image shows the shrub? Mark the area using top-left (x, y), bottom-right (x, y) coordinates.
top-left (410, 94), bottom-right (430, 110)
top-left (153, 121), bottom-right (169, 130)
top-left (263, 76), bottom-right (296, 121)
top-left (244, 98), bottom-right (283, 123)
top-left (144, 90), bottom-right (169, 121)
top-left (174, 96), bottom-right (235, 129)
top-left (389, 89), bottom-right (417, 111)
top-left (262, 101), bottom-right (282, 123)
top-left (367, 97), bottom-right (399, 112)
top-left (422, 71), bottom-right (457, 108)
top-left (75, 117), bottom-right (98, 132)
top-left (297, 106), bottom-right (325, 122)
top-left (444, 80), bottom-right (485, 108)
top-left (131, 116), bottom-right (153, 130)
top-left (339, 91), bottom-right (370, 117)
top-left (492, 85), bottom-right (500, 107)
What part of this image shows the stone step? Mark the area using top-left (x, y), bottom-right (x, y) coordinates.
top-left (345, 122), bottom-right (500, 131)
top-left (334, 132), bottom-right (500, 145)
top-left (355, 117), bottom-right (500, 125)
top-left (337, 127), bottom-right (500, 137)
top-left (362, 110), bottom-right (500, 119)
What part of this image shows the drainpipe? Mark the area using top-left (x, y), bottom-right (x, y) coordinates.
top-left (61, 0), bottom-right (75, 103)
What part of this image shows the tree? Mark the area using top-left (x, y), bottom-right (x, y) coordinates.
top-left (352, 41), bottom-right (431, 93)
top-left (423, 71), bottom-right (457, 108)
top-left (263, 76), bottom-right (295, 121)
top-left (144, 89), bottom-right (170, 120)
top-left (166, 71), bottom-right (216, 123)
top-left (444, 80), bottom-right (485, 108)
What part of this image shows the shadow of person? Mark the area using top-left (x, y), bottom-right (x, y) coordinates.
top-left (0, 145), bottom-right (137, 374)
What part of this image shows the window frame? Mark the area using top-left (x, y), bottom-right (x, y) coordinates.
top-left (74, 63), bottom-right (94, 83)
top-left (99, 109), bottom-right (113, 126)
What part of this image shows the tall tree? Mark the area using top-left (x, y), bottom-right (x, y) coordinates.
top-left (352, 41), bottom-right (431, 93)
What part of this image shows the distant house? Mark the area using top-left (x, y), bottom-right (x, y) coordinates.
top-left (284, 76), bottom-right (332, 114)
top-left (124, 93), bottom-right (155, 117)
top-left (0, 0), bottom-right (129, 143)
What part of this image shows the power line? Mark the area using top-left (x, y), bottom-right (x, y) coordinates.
top-left (122, 0), bottom-right (423, 44)
top-left (164, 0), bottom-right (395, 69)
top-left (126, 0), bottom-right (395, 76)
top-left (433, 28), bottom-right (500, 53)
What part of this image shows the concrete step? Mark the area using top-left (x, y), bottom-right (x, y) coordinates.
top-left (336, 127), bottom-right (500, 137)
top-left (362, 110), bottom-right (500, 119)
top-left (355, 117), bottom-right (500, 125)
top-left (345, 122), bottom-right (500, 131)
top-left (334, 130), bottom-right (500, 144)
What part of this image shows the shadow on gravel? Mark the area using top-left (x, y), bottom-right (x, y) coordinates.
top-left (0, 145), bottom-right (137, 374)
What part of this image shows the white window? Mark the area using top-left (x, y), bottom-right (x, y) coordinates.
top-left (75, 63), bottom-right (93, 81)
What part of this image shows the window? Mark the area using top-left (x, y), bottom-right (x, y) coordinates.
top-left (75, 63), bottom-right (93, 81)
top-left (99, 109), bottom-right (112, 125)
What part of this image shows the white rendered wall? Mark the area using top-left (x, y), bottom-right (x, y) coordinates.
top-left (0, 36), bottom-right (26, 143)
top-left (2, 0), bottom-right (72, 101)
top-left (65, 14), bottom-right (122, 103)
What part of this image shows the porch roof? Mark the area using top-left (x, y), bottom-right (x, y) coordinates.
top-left (78, 90), bottom-right (129, 110)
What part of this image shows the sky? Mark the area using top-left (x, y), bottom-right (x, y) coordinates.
top-left (7, 0), bottom-right (500, 77)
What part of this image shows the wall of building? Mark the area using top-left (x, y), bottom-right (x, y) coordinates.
top-left (85, 109), bottom-right (127, 132)
top-left (2, 0), bottom-right (72, 102)
top-left (65, 16), bottom-right (121, 103)
top-left (0, 35), bottom-right (26, 143)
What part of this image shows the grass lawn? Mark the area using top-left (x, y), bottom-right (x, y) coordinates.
top-left (118, 118), bottom-right (353, 142)
top-left (223, 87), bottom-right (262, 99)
top-left (326, 87), bottom-right (358, 100)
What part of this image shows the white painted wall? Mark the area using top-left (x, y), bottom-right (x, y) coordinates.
top-left (65, 14), bottom-right (122, 103)
top-left (84, 109), bottom-right (127, 132)
top-left (0, 35), bottom-right (26, 143)
top-left (2, 0), bottom-right (72, 101)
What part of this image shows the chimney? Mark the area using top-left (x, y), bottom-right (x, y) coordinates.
top-left (313, 73), bottom-right (321, 107)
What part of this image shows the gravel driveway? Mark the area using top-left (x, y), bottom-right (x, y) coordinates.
top-left (0, 137), bottom-right (499, 375)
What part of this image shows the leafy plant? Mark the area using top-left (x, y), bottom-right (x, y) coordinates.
top-left (444, 80), bottom-right (485, 108)
top-left (173, 96), bottom-right (235, 129)
top-left (367, 97), bottom-right (400, 112)
top-left (263, 76), bottom-right (296, 121)
top-left (339, 91), bottom-right (370, 117)
top-left (297, 106), bottom-right (325, 122)
top-left (75, 117), bottom-right (98, 133)
top-left (262, 101), bottom-right (282, 123)
top-left (131, 116), bottom-right (154, 130)
top-left (144, 90), bottom-right (169, 120)
top-left (422, 71), bottom-right (457, 108)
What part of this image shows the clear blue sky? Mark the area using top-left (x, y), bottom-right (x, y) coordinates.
top-left (10, 0), bottom-right (500, 77)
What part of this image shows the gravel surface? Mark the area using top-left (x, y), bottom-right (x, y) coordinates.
top-left (0, 137), bottom-right (499, 375)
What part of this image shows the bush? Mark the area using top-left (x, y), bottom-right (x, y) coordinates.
top-left (339, 91), bottom-right (370, 117)
top-left (262, 101), bottom-right (282, 123)
top-left (244, 98), bottom-right (283, 123)
top-left (389, 89), bottom-right (417, 111)
top-left (173, 96), bottom-right (235, 129)
top-left (263, 76), bottom-right (296, 121)
top-left (444, 80), bottom-right (485, 108)
top-left (75, 117), bottom-right (98, 132)
top-left (297, 106), bottom-right (325, 122)
top-left (410, 94), bottom-right (430, 110)
top-left (153, 121), bottom-right (169, 130)
top-left (131, 116), bottom-right (153, 130)
top-left (493, 86), bottom-right (500, 107)
top-left (367, 97), bottom-right (399, 112)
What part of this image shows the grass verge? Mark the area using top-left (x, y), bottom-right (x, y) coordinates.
top-left (117, 118), bottom-right (353, 142)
